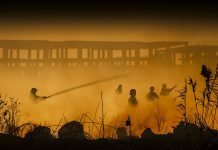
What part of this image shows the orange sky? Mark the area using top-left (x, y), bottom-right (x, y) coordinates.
top-left (0, 20), bottom-right (218, 45)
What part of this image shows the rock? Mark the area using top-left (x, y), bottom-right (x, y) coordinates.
top-left (116, 127), bottom-right (128, 140)
top-left (173, 121), bottom-right (201, 143)
top-left (141, 128), bottom-right (156, 139)
top-left (25, 126), bottom-right (53, 140)
top-left (58, 121), bottom-right (86, 140)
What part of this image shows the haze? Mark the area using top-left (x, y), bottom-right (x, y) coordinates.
top-left (0, 0), bottom-right (218, 137)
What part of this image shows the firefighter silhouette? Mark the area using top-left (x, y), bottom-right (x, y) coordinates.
top-left (30, 88), bottom-right (48, 101)
top-left (128, 89), bottom-right (138, 106)
top-left (160, 84), bottom-right (176, 96)
top-left (115, 84), bottom-right (122, 94)
top-left (146, 86), bottom-right (159, 101)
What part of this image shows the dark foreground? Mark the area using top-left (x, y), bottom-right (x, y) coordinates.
top-left (0, 134), bottom-right (218, 150)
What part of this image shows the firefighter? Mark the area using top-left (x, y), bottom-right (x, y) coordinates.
top-left (115, 84), bottom-right (122, 94)
top-left (128, 89), bottom-right (138, 106)
top-left (160, 84), bottom-right (176, 96)
top-left (146, 86), bottom-right (159, 101)
top-left (30, 88), bottom-right (48, 101)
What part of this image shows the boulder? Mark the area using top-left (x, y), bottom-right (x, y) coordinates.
top-left (116, 127), bottom-right (128, 140)
top-left (58, 121), bottom-right (86, 140)
top-left (173, 121), bottom-right (201, 144)
top-left (25, 126), bottom-right (53, 140)
top-left (141, 128), bottom-right (156, 139)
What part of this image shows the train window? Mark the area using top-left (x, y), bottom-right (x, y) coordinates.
top-left (99, 50), bottom-right (103, 59)
top-left (112, 50), bottom-right (122, 58)
top-left (8, 50), bottom-right (11, 58)
top-left (31, 50), bottom-right (37, 59)
top-left (93, 50), bottom-right (98, 59)
top-left (140, 49), bottom-right (149, 57)
top-left (19, 49), bottom-right (28, 59)
top-left (12, 49), bottom-right (17, 59)
top-left (82, 48), bottom-right (88, 58)
top-left (51, 49), bottom-right (57, 59)
top-left (130, 50), bottom-right (135, 57)
top-left (0, 48), bottom-right (3, 58)
top-left (68, 48), bottom-right (78, 59)
top-left (175, 53), bottom-right (182, 65)
top-left (39, 49), bottom-right (44, 59)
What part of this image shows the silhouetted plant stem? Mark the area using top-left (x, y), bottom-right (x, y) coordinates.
top-left (101, 91), bottom-right (105, 138)
top-left (175, 79), bottom-right (188, 124)
top-left (156, 100), bottom-right (161, 133)
top-left (189, 78), bottom-right (201, 124)
top-left (91, 101), bottom-right (100, 136)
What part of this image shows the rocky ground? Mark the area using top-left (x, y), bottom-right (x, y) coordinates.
top-left (0, 121), bottom-right (218, 150)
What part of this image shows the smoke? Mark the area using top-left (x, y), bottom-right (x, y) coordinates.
top-left (0, 65), bottom-right (205, 137)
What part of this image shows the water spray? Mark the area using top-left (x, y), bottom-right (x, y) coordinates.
top-left (30, 74), bottom-right (125, 102)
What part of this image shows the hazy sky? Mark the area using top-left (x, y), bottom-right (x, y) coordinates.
top-left (0, 1), bottom-right (218, 44)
